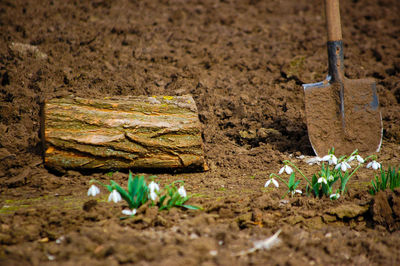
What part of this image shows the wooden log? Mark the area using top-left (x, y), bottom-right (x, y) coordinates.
top-left (42, 95), bottom-right (207, 171)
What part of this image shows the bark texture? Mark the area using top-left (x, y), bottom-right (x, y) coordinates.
top-left (42, 95), bottom-right (207, 171)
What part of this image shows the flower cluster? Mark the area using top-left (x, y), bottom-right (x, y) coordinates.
top-left (266, 149), bottom-right (381, 199)
top-left (87, 172), bottom-right (198, 218)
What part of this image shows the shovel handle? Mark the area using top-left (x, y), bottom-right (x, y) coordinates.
top-left (325, 0), bottom-right (342, 41)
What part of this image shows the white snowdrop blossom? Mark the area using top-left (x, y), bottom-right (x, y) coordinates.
top-left (330, 193), bottom-right (340, 200)
top-left (178, 186), bottom-right (187, 198)
top-left (348, 155), bottom-right (364, 164)
top-left (321, 154), bottom-right (338, 165)
top-left (108, 190), bottom-right (122, 203)
top-left (149, 191), bottom-right (157, 201)
top-left (122, 209), bottom-right (137, 216)
top-left (279, 165), bottom-right (293, 175)
top-left (327, 175), bottom-right (334, 182)
top-left (265, 178), bottom-right (279, 188)
top-left (291, 189), bottom-right (302, 196)
top-left (318, 177), bottom-right (327, 185)
top-left (87, 184), bottom-right (100, 197)
top-left (366, 160), bottom-right (381, 170)
top-left (148, 181), bottom-right (160, 193)
top-left (335, 161), bottom-right (351, 172)
top-left (148, 181), bottom-right (160, 201)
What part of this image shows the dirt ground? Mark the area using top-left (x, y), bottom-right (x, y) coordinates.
top-left (1, 0), bottom-right (400, 265)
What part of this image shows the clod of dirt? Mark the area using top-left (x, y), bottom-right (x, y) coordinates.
top-left (83, 200), bottom-right (98, 212)
top-left (371, 190), bottom-right (400, 231)
top-left (236, 212), bottom-right (253, 229)
top-left (327, 203), bottom-right (369, 219)
top-left (256, 128), bottom-right (282, 140)
top-left (3, 168), bottom-right (29, 188)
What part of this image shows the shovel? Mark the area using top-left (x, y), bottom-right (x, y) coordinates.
top-left (303, 0), bottom-right (382, 157)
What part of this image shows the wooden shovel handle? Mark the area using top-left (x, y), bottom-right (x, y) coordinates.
top-left (325, 0), bottom-right (342, 41)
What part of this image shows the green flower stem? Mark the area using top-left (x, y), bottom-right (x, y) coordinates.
top-left (283, 160), bottom-right (312, 186)
top-left (347, 164), bottom-right (362, 179)
top-left (340, 163), bottom-right (362, 195)
top-left (364, 154), bottom-right (377, 161)
top-left (350, 149), bottom-right (358, 157)
top-left (270, 173), bottom-right (289, 187)
top-left (89, 179), bottom-right (109, 189)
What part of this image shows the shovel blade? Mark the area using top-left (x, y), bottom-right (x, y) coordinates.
top-left (303, 78), bottom-right (382, 157)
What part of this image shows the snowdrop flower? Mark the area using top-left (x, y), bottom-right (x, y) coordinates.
top-left (306, 156), bottom-right (322, 165)
top-left (108, 189), bottom-right (122, 203)
top-left (279, 165), bottom-right (293, 175)
top-left (291, 189), bottom-right (302, 196)
top-left (149, 181), bottom-right (160, 193)
top-left (321, 154), bottom-right (338, 165)
top-left (327, 175), bottom-right (334, 182)
top-left (330, 193), bottom-right (340, 200)
top-left (148, 181), bottom-right (160, 201)
top-left (178, 186), bottom-right (187, 198)
top-left (122, 209), bottom-right (137, 216)
top-left (366, 160), bottom-right (381, 170)
top-left (265, 178), bottom-right (279, 188)
top-left (317, 177), bottom-right (327, 185)
top-left (348, 155), bottom-right (364, 164)
top-left (149, 190), bottom-right (158, 201)
top-left (87, 184), bottom-right (100, 197)
top-left (148, 190), bottom-right (156, 201)
top-left (335, 161), bottom-right (351, 172)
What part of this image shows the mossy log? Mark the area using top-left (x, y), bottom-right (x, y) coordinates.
top-left (42, 95), bottom-right (207, 171)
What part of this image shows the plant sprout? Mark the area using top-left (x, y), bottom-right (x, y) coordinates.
top-left (369, 166), bottom-right (400, 195)
top-left (268, 172), bottom-right (302, 198)
top-left (158, 181), bottom-right (199, 210)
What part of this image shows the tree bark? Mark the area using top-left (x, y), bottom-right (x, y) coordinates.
top-left (42, 95), bottom-right (207, 171)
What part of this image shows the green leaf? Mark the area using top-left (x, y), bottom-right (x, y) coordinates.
top-left (313, 182), bottom-right (320, 197)
top-left (128, 172), bottom-right (134, 196)
top-left (288, 172), bottom-right (295, 187)
top-left (159, 205), bottom-right (168, 211)
top-left (105, 184), bottom-right (113, 193)
top-left (182, 204), bottom-right (202, 210)
top-left (158, 195), bottom-right (167, 208)
top-left (132, 175), bottom-right (140, 197)
top-left (134, 185), bottom-right (148, 208)
top-left (167, 193), bottom-right (181, 208)
top-left (293, 180), bottom-right (301, 189)
top-left (312, 174), bottom-right (318, 186)
top-left (176, 196), bottom-right (190, 206)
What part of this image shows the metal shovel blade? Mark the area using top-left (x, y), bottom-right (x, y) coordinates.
top-left (303, 76), bottom-right (382, 157)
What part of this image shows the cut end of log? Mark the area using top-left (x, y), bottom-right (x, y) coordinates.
top-left (42, 95), bottom-right (207, 172)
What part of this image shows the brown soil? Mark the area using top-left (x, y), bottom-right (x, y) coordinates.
top-left (1, 0), bottom-right (400, 265)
